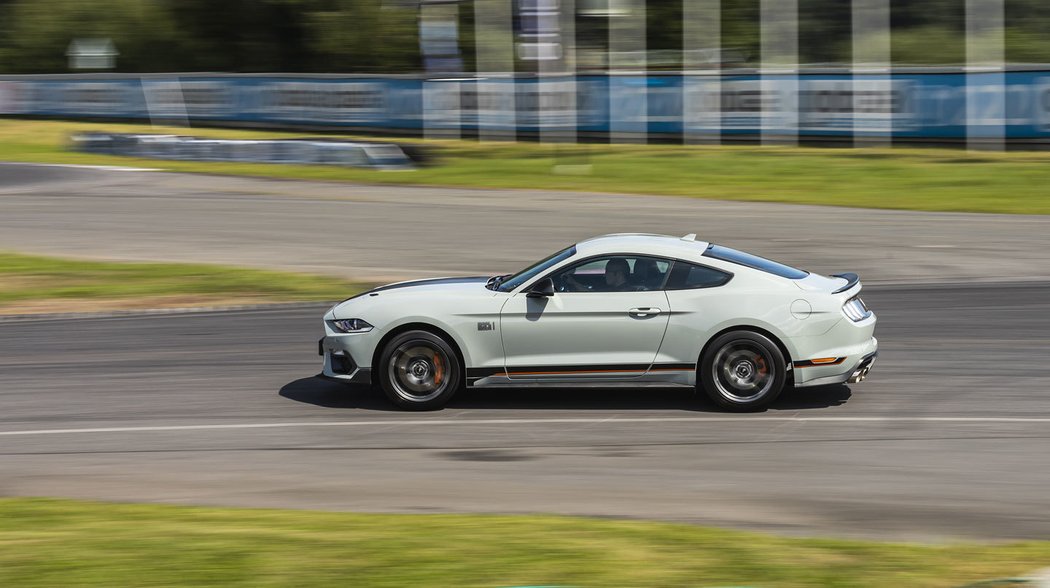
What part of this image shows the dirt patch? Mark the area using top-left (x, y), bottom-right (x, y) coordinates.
top-left (0, 275), bottom-right (62, 293)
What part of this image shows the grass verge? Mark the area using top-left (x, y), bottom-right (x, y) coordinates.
top-left (0, 252), bottom-right (364, 314)
top-left (2, 120), bottom-right (1050, 214)
top-left (1, 497), bottom-right (1048, 587)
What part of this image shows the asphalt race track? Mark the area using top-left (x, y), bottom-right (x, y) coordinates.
top-left (2, 282), bottom-right (1049, 541)
top-left (2, 162), bottom-right (1049, 285)
top-left (2, 162), bottom-right (1049, 542)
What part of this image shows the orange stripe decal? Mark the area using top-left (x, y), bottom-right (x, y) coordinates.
top-left (508, 369), bottom-right (647, 376)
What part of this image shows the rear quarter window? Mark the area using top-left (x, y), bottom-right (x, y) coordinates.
top-left (665, 262), bottom-right (732, 290)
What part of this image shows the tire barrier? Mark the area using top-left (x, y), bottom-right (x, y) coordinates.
top-left (69, 132), bottom-right (415, 170)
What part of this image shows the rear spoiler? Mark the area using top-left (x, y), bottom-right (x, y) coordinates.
top-left (831, 273), bottom-right (860, 294)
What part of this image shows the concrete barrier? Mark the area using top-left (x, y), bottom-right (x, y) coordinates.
top-left (69, 132), bottom-right (414, 170)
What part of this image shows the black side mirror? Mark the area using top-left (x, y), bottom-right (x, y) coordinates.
top-left (526, 277), bottom-right (555, 298)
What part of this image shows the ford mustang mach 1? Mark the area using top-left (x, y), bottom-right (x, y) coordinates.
top-left (318, 234), bottom-right (877, 411)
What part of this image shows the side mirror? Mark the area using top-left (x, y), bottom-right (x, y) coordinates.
top-left (526, 277), bottom-right (555, 298)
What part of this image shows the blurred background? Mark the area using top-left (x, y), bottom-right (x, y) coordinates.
top-left (0, 0), bottom-right (1044, 146)
top-left (0, 0), bottom-right (1048, 72)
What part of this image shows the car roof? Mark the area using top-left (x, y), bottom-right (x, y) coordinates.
top-left (575, 233), bottom-right (711, 261)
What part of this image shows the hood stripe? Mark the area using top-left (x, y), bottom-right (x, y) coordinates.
top-left (344, 276), bottom-right (490, 302)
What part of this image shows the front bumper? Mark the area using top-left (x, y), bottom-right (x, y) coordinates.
top-left (319, 337), bottom-right (372, 385)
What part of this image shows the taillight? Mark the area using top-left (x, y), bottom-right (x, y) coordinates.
top-left (843, 296), bottom-right (871, 322)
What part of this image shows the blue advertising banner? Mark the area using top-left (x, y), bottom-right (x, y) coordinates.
top-left (3, 71), bottom-right (1050, 140)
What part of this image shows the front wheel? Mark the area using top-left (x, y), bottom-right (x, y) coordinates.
top-left (700, 331), bottom-right (786, 411)
top-left (377, 330), bottom-right (461, 411)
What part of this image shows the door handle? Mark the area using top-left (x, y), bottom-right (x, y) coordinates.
top-left (628, 307), bottom-right (662, 318)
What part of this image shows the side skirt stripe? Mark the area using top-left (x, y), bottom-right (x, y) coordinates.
top-left (467, 363), bottom-right (697, 380)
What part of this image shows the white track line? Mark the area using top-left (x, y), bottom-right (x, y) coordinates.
top-left (1, 416), bottom-right (1048, 437)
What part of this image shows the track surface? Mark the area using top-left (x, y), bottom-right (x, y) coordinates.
top-left (2, 282), bottom-right (1049, 541)
top-left (1, 162), bottom-right (1048, 284)
top-left (2, 163), bottom-right (1049, 541)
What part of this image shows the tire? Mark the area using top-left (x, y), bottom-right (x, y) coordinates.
top-left (377, 330), bottom-right (462, 411)
top-left (699, 330), bottom-right (786, 411)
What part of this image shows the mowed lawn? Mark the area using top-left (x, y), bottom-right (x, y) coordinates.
top-left (1, 498), bottom-right (1049, 587)
top-left (1, 119), bottom-right (1049, 214)
top-left (0, 252), bottom-right (364, 313)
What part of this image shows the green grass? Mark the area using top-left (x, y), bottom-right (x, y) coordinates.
top-left (3, 120), bottom-right (1050, 214)
top-left (1, 498), bottom-right (1048, 587)
top-left (0, 252), bottom-right (364, 310)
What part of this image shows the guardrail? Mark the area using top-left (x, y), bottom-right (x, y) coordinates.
top-left (2, 71), bottom-right (1048, 140)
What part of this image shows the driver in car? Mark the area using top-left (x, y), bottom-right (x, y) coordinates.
top-left (601, 258), bottom-right (630, 291)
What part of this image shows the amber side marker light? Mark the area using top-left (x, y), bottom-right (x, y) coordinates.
top-left (794, 357), bottom-right (847, 368)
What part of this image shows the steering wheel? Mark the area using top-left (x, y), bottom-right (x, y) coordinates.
top-left (555, 273), bottom-right (570, 292)
top-left (557, 273), bottom-right (591, 292)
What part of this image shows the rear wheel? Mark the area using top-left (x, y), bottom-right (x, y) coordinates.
top-left (700, 331), bottom-right (786, 411)
top-left (377, 330), bottom-right (461, 411)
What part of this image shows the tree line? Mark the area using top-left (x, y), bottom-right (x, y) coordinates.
top-left (0, 0), bottom-right (1048, 74)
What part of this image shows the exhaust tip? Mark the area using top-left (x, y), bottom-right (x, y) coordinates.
top-left (847, 367), bottom-right (869, 384)
top-left (848, 366), bottom-right (872, 384)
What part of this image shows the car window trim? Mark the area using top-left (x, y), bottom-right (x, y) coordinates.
top-left (702, 243), bottom-right (808, 280)
top-left (516, 254), bottom-right (735, 294)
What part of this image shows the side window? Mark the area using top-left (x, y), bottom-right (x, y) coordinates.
top-left (551, 256), bottom-right (671, 293)
top-left (665, 262), bottom-right (732, 290)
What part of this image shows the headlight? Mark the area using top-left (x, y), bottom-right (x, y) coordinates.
top-left (328, 318), bottom-right (374, 333)
top-left (842, 296), bottom-right (871, 322)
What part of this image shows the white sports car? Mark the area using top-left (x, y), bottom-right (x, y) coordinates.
top-left (319, 234), bottom-right (877, 411)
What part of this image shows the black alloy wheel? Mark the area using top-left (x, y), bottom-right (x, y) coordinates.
top-left (700, 330), bottom-right (786, 411)
top-left (377, 330), bottom-right (462, 411)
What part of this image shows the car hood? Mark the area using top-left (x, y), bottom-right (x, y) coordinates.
top-left (329, 276), bottom-right (493, 318)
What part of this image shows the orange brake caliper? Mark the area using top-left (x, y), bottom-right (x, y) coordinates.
top-left (433, 353), bottom-right (444, 386)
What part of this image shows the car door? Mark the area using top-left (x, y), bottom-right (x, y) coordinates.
top-left (654, 260), bottom-right (735, 367)
top-left (499, 256), bottom-right (671, 379)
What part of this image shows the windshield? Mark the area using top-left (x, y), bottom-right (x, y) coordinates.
top-left (496, 245), bottom-right (577, 292)
top-left (703, 244), bottom-right (809, 280)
